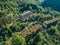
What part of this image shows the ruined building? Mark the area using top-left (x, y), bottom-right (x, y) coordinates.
top-left (20, 24), bottom-right (42, 37)
top-left (43, 18), bottom-right (58, 29)
top-left (18, 11), bottom-right (32, 20)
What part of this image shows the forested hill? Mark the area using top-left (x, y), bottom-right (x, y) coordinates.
top-left (0, 0), bottom-right (60, 45)
top-left (1, 0), bottom-right (60, 16)
top-left (0, 0), bottom-right (43, 17)
top-left (0, 0), bottom-right (19, 17)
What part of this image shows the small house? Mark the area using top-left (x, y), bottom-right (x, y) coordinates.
top-left (18, 11), bottom-right (32, 20)
top-left (43, 18), bottom-right (58, 29)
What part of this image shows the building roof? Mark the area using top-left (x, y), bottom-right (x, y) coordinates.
top-left (20, 11), bottom-right (32, 17)
top-left (44, 18), bottom-right (58, 24)
top-left (20, 24), bottom-right (42, 37)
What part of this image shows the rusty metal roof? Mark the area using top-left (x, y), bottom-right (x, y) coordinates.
top-left (20, 24), bottom-right (42, 37)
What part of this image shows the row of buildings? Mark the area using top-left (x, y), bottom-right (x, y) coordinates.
top-left (19, 11), bottom-right (59, 37)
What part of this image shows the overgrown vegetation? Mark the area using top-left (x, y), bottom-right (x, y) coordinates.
top-left (0, 0), bottom-right (60, 45)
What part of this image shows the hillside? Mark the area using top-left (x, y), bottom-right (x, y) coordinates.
top-left (0, 0), bottom-right (60, 45)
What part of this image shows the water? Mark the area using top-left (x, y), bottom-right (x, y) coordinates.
top-left (37, 0), bottom-right (60, 11)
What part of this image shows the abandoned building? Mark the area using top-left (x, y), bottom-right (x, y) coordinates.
top-left (43, 16), bottom-right (53, 21)
top-left (43, 18), bottom-right (58, 29)
top-left (20, 24), bottom-right (42, 37)
top-left (18, 11), bottom-right (33, 20)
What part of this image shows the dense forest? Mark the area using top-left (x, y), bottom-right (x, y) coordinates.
top-left (0, 0), bottom-right (60, 45)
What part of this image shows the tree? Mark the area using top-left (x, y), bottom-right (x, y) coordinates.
top-left (11, 34), bottom-right (26, 45)
top-left (0, 41), bottom-right (8, 45)
top-left (0, 26), bottom-right (12, 41)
